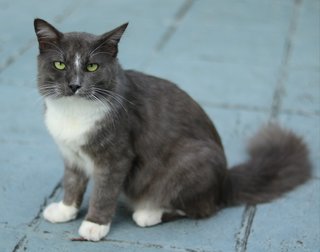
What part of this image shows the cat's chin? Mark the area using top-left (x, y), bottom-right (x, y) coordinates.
top-left (45, 94), bottom-right (91, 102)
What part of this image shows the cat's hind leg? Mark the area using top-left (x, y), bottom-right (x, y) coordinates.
top-left (132, 201), bottom-right (186, 227)
top-left (165, 140), bottom-right (227, 219)
top-left (131, 140), bottom-right (227, 226)
top-left (132, 207), bottom-right (164, 227)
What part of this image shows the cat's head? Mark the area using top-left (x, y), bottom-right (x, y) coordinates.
top-left (34, 18), bottom-right (128, 100)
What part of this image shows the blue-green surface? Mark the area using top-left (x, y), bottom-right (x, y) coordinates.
top-left (0, 0), bottom-right (319, 251)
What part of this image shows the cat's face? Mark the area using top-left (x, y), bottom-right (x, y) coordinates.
top-left (34, 19), bottom-right (128, 101)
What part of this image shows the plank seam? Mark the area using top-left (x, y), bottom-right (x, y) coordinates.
top-left (235, 206), bottom-right (257, 252)
top-left (27, 180), bottom-right (62, 230)
top-left (270, 0), bottom-right (303, 119)
top-left (11, 235), bottom-right (27, 252)
top-left (140, 0), bottom-right (196, 69)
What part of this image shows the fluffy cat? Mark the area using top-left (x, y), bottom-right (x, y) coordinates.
top-left (34, 18), bottom-right (311, 241)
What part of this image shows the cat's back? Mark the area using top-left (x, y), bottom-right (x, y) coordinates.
top-left (125, 69), bottom-right (199, 109)
top-left (124, 70), bottom-right (223, 147)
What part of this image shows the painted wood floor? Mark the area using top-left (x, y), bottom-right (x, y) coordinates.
top-left (0, 0), bottom-right (319, 251)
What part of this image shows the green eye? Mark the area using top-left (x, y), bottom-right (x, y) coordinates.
top-left (86, 63), bottom-right (99, 72)
top-left (53, 61), bottom-right (66, 70)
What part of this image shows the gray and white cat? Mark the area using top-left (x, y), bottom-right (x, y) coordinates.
top-left (34, 18), bottom-right (311, 241)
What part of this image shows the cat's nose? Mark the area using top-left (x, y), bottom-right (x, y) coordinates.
top-left (69, 84), bottom-right (81, 93)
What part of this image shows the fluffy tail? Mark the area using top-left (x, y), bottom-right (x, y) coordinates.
top-left (224, 123), bottom-right (312, 205)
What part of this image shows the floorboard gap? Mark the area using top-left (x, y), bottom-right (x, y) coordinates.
top-left (235, 205), bottom-right (256, 252)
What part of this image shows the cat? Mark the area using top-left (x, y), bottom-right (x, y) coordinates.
top-left (34, 18), bottom-right (311, 241)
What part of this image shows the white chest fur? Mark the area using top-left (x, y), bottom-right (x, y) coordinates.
top-left (45, 97), bottom-right (108, 175)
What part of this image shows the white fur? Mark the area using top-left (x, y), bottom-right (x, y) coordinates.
top-left (132, 201), bottom-right (186, 227)
top-left (79, 220), bottom-right (110, 241)
top-left (45, 97), bottom-right (109, 176)
top-left (132, 208), bottom-right (164, 227)
top-left (132, 201), bottom-right (164, 227)
top-left (74, 53), bottom-right (81, 70)
top-left (43, 201), bottom-right (78, 223)
top-left (74, 54), bottom-right (81, 87)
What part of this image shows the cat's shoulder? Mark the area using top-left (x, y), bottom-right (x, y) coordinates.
top-left (124, 69), bottom-right (180, 91)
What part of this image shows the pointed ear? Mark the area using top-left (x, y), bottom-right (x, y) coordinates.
top-left (102, 22), bottom-right (128, 45)
top-left (34, 18), bottom-right (62, 51)
top-left (97, 23), bottom-right (128, 57)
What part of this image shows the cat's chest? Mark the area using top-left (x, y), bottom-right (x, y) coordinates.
top-left (44, 97), bottom-right (107, 174)
top-left (45, 97), bottom-right (106, 143)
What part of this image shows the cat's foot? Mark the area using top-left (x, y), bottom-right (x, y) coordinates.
top-left (132, 209), bottom-right (163, 227)
top-left (78, 220), bottom-right (110, 241)
top-left (43, 201), bottom-right (78, 223)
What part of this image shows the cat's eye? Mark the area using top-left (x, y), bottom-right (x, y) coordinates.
top-left (86, 63), bottom-right (99, 72)
top-left (53, 61), bottom-right (66, 70)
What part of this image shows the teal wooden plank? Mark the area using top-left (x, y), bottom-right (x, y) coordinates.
top-left (289, 0), bottom-right (320, 68)
top-left (246, 179), bottom-right (320, 252)
top-left (144, 0), bottom-right (301, 109)
top-left (0, 0), bottom-right (186, 73)
top-left (156, 0), bottom-right (293, 67)
top-left (0, 0), bottom-right (82, 62)
top-left (24, 233), bottom-right (182, 252)
top-left (0, 228), bottom-right (25, 252)
top-left (281, 69), bottom-right (320, 115)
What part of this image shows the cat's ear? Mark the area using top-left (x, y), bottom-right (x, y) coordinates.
top-left (34, 18), bottom-right (63, 52)
top-left (97, 23), bottom-right (128, 57)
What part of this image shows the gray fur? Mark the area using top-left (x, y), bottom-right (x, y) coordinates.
top-left (34, 18), bottom-right (311, 231)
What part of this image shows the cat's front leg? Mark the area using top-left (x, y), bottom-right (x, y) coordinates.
top-left (43, 165), bottom-right (88, 223)
top-left (78, 164), bottom-right (126, 241)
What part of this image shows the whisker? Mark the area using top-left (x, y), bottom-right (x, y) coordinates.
top-left (90, 93), bottom-right (117, 130)
top-left (38, 86), bottom-right (55, 90)
top-left (31, 89), bottom-right (59, 106)
top-left (93, 88), bottom-right (128, 115)
top-left (93, 87), bottom-right (134, 106)
top-left (90, 51), bottom-right (112, 58)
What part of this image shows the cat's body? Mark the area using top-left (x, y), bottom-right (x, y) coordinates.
top-left (34, 19), bottom-right (311, 241)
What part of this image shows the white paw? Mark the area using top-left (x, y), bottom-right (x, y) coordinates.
top-left (132, 209), bottom-right (163, 227)
top-left (78, 220), bottom-right (110, 241)
top-left (43, 201), bottom-right (78, 223)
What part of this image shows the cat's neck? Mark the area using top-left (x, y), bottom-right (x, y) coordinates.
top-left (44, 96), bottom-right (109, 144)
top-left (45, 96), bottom-right (109, 117)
